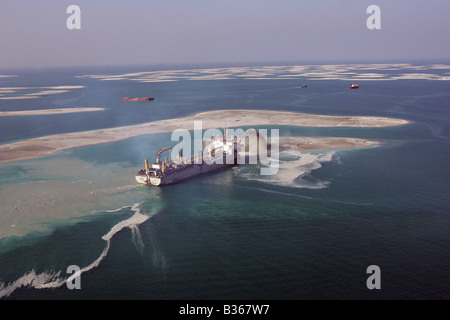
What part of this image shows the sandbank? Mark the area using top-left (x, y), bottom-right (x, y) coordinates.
top-left (0, 108), bottom-right (105, 117)
top-left (277, 137), bottom-right (379, 152)
top-left (0, 109), bottom-right (409, 163)
top-left (77, 63), bottom-right (450, 82)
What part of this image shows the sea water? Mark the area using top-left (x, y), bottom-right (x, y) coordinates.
top-left (0, 62), bottom-right (449, 299)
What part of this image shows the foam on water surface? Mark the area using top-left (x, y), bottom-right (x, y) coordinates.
top-left (0, 203), bottom-right (154, 298)
top-left (236, 150), bottom-right (335, 189)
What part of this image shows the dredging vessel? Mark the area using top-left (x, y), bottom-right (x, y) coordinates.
top-left (135, 129), bottom-right (238, 186)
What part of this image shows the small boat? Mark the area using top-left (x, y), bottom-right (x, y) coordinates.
top-left (350, 84), bottom-right (359, 89)
top-left (122, 97), bottom-right (155, 101)
top-left (300, 84), bottom-right (307, 88)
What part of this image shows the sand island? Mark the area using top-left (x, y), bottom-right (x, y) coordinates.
top-left (0, 108), bottom-right (105, 117)
top-left (0, 109), bottom-right (409, 163)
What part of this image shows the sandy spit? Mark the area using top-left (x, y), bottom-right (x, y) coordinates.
top-left (0, 109), bottom-right (409, 163)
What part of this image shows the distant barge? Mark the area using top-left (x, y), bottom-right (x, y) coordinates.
top-left (122, 97), bottom-right (155, 101)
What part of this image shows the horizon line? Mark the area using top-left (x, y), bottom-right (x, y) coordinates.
top-left (1, 58), bottom-right (450, 73)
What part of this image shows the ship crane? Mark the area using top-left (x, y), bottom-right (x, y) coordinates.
top-left (156, 147), bottom-right (172, 163)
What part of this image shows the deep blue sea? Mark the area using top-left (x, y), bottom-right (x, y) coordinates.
top-left (0, 62), bottom-right (449, 300)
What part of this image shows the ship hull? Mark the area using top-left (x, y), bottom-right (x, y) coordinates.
top-left (135, 174), bottom-right (162, 185)
top-left (135, 159), bottom-right (236, 186)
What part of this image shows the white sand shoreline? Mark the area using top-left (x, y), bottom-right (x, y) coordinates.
top-left (0, 108), bottom-right (105, 117)
top-left (0, 109), bottom-right (409, 164)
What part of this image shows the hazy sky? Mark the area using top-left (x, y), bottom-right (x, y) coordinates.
top-left (0, 0), bottom-right (449, 69)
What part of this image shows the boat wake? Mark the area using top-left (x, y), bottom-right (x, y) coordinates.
top-left (0, 203), bottom-right (154, 299)
top-left (131, 225), bottom-right (145, 255)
